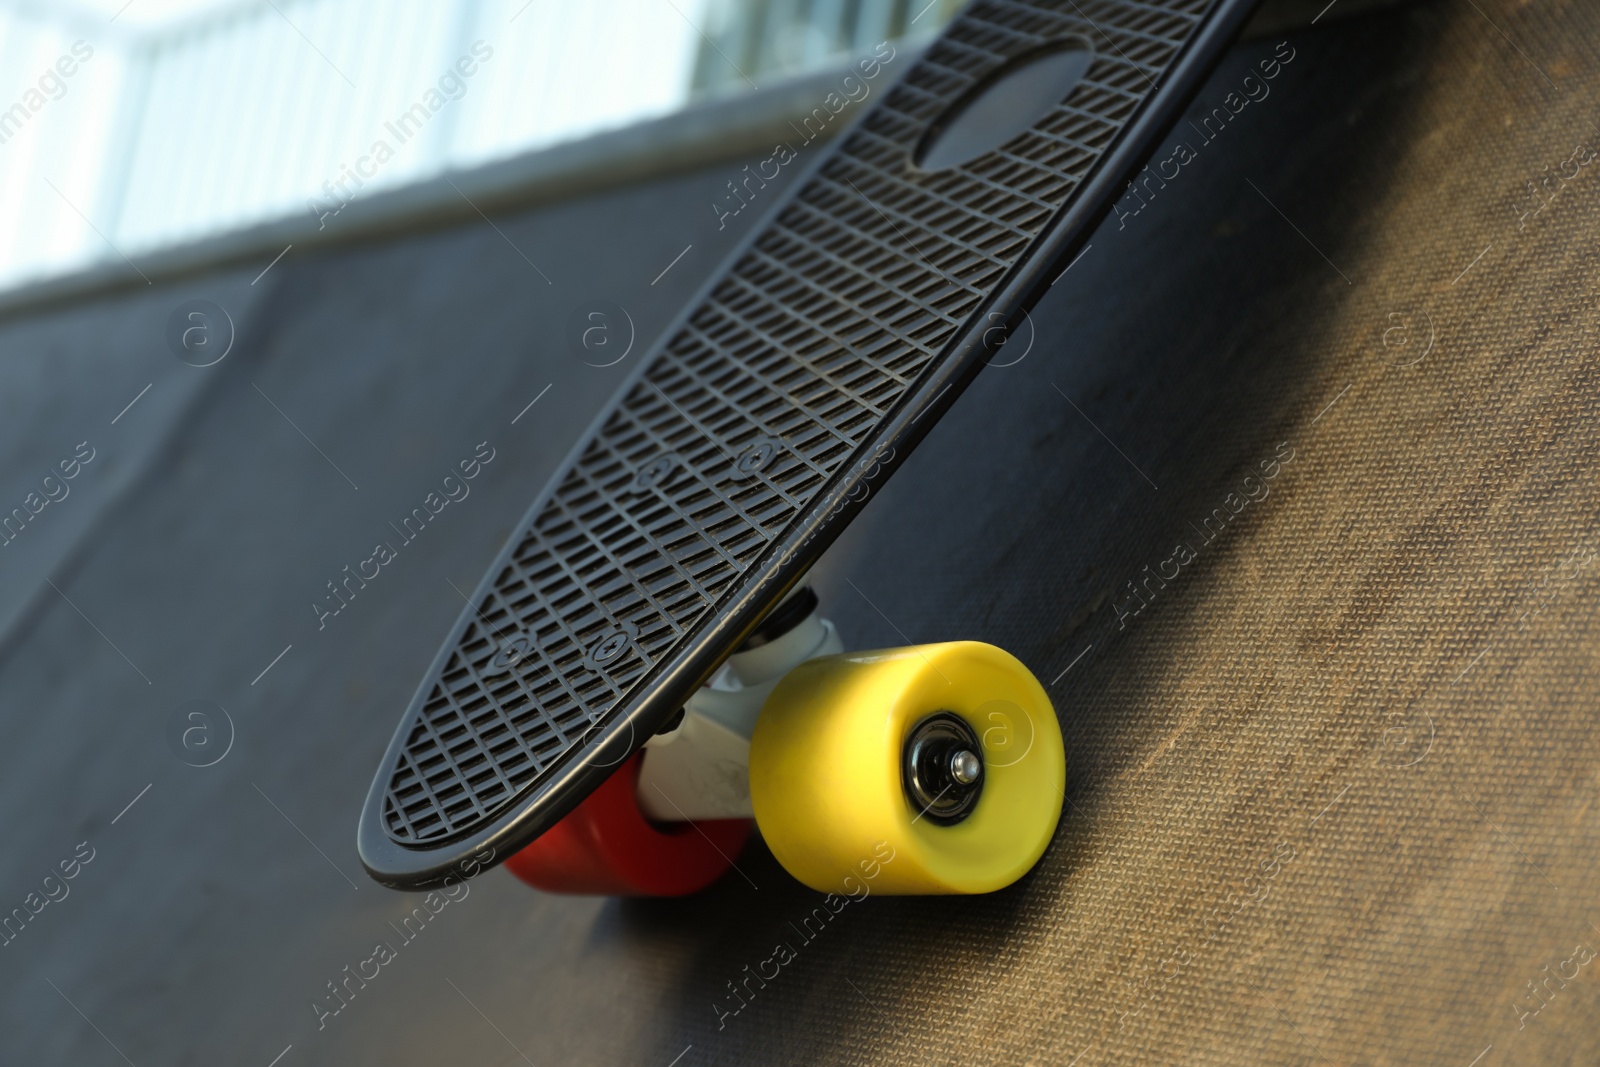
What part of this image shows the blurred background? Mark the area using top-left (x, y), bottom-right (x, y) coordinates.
top-left (0, 0), bottom-right (962, 291)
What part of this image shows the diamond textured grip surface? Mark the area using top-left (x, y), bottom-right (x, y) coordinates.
top-left (376, 0), bottom-right (1233, 857)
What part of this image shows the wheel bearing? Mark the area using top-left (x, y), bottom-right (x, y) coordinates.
top-left (902, 712), bottom-right (984, 825)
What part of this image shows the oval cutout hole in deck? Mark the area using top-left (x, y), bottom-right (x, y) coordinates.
top-left (916, 42), bottom-right (1096, 172)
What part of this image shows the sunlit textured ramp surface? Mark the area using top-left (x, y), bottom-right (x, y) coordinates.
top-left (3, 2), bottom-right (1600, 1065)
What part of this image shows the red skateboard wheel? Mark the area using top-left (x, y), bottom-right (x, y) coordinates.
top-left (504, 753), bottom-right (750, 896)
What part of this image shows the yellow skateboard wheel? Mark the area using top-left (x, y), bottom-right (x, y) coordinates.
top-left (749, 641), bottom-right (1064, 895)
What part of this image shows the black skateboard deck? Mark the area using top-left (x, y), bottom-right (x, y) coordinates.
top-left (360, 0), bottom-right (1261, 889)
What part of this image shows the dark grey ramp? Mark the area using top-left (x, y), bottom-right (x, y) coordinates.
top-left (0, 159), bottom-right (796, 1064)
top-left (0, 272), bottom-right (269, 645)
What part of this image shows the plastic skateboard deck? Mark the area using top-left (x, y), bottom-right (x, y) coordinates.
top-left (359, 0), bottom-right (1261, 889)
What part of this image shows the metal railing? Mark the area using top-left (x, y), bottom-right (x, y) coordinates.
top-left (690, 0), bottom-right (961, 93)
top-left (0, 0), bottom-right (958, 293)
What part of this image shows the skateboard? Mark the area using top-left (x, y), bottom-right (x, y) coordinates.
top-left (358, 0), bottom-right (1261, 895)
